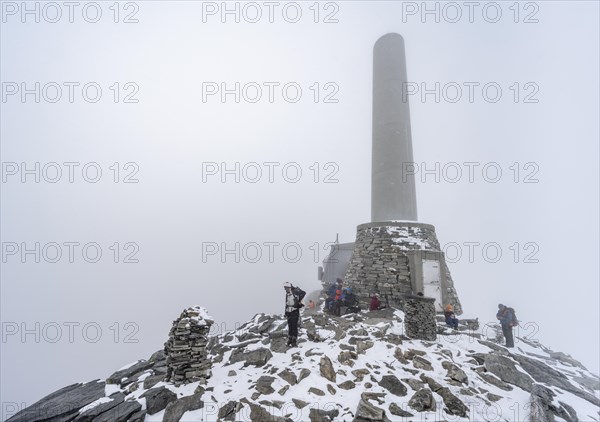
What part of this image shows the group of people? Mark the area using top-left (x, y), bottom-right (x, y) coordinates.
top-left (324, 278), bottom-right (360, 316)
top-left (444, 302), bottom-right (518, 348)
top-left (284, 281), bottom-right (518, 349)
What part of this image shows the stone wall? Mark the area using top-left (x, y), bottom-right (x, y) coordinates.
top-left (404, 295), bottom-right (437, 341)
top-left (343, 221), bottom-right (462, 314)
top-left (164, 306), bottom-right (213, 385)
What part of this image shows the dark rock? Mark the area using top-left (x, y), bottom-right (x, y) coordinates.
top-left (229, 348), bottom-right (273, 367)
top-left (278, 369), bottom-right (297, 385)
top-left (218, 401), bottom-right (242, 422)
top-left (248, 403), bottom-right (289, 422)
top-left (298, 368), bottom-right (311, 383)
top-left (353, 399), bottom-right (389, 422)
top-left (292, 398), bottom-right (309, 409)
top-left (378, 375), bottom-right (407, 396)
top-left (408, 388), bottom-right (436, 412)
top-left (389, 403), bottom-right (414, 417)
top-left (412, 356), bottom-right (433, 371)
top-left (143, 374), bottom-right (165, 390)
top-left (486, 392), bottom-right (503, 402)
top-left (140, 386), bottom-right (177, 415)
top-left (6, 381), bottom-right (105, 422)
top-left (442, 361), bottom-right (468, 384)
top-left (92, 400), bottom-right (142, 422)
top-left (309, 387), bottom-right (326, 396)
top-left (128, 409), bottom-right (147, 422)
top-left (255, 376), bottom-right (276, 394)
top-left (437, 387), bottom-right (468, 417)
top-left (420, 374), bottom-right (443, 392)
top-left (477, 372), bottom-right (514, 391)
top-left (513, 354), bottom-right (600, 407)
top-left (352, 368), bottom-right (370, 382)
top-left (278, 385), bottom-right (290, 396)
top-left (338, 380), bottom-right (356, 390)
top-left (73, 392), bottom-right (125, 422)
top-left (356, 340), bottom-right (374, 354)
top-left (402, 378), bottom-right (425, 391)
top-left (163, 393), bottom-right (204, 422)
top-left (320, 356), bottom-right (336, 382)
top-left (106, 360), bottom-right (154, 385)
top-left (484, 353), bottom-right (533, 392)
top-left (309, 407), bottom-right (339, 422)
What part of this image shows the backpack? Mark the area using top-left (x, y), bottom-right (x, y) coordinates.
top-left (292, 286), bottom-right (306, 303)
top-left (508, 307), bottom-right (519, 327)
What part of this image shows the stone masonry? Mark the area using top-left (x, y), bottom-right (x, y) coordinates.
top-left (344, 221), bottom-right (462, 314)
top-left (164, 306), bottom-right (213, 385)
top-left (404, 295), bottom-right (437, 341)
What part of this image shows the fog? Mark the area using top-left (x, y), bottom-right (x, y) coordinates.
top-left (1, 0), bottom-right (598, 413)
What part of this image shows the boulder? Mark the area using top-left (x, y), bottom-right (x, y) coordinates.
top-left (218, 401), bottom-right (243, 421)
top-left (163, 393), bottom-right (204, 422)
top-left (298, 368), bottom-right (311, 383)
top-left (378, 375), bottom-right (407, 396)
top-left (292, 398), bottom-right (309, 409)
top-left (106, 360), bottom-right (154, 385)
top-left (309, 407), bottom-right (339, 422)
top-left (484, 353), bottom-right (533, 392)
top-left (338, 380), bottom-right (356, 390)
top-left (229, 348), bottom-right (273, 367)
top-left (308, 387), bottom-right (326, 396)
top-left (389, 403), bottom-right (414, 417)
top-left (248, 403), bottom-right (290, 422)
top-left (92, 400), bottom-right (142, 422)
top-left (353, 399), bottom-right (389, 422)
top-left (73, 392), bottom-right (125, 422)
top-left (442, 361), bottom-right (468, 384)
top-left (278, 369), bottom-right (298, 385)
top-left (436, 387), bottom-right (468, 417)
top-left (320, 356), bottom-right (336, 382)
top-left (408, 388), bottom-right (436, 412)
top-left (255, 376), bottom-right (276, 395)
top-left (6, 381), bottom-right (106, 422)
top-left (140, 386), bottom-right (177, 415)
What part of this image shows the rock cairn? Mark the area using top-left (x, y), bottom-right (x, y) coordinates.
top-left (343, 221), bottom-right (462, 313)
top-left (164, 306), bottom-right (213, 385)
top-left (404, 295), bottom-right (437, 341)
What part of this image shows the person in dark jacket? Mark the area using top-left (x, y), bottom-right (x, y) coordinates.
top-left (284, 282), bottom-right (302, 347)
top-left (444, 304), bottom-right (459, 329)
top-left (370, 293), bottom-right (382, 311)
top-left (496, 304), bottom-right (516, 348)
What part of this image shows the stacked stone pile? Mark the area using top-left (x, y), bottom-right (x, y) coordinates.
top-left (164, 306), bottom-right (213, 385)
top-left (404, 295), bottom-right (437, 341)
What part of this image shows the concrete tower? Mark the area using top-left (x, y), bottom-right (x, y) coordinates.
top-left (372, 33), bottom-right (418, 222)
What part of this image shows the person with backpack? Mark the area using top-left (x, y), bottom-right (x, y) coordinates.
top-left (284, 282), bottom-right (305, 347)
top-left (496, 304), bottom-right (517, 348)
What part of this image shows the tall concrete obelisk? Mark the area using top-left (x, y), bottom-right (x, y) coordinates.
top-left (372, 33), bottom-right (418, 222)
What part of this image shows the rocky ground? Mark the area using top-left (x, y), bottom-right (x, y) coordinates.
top-left (6, 307), bottom-right (600, 422)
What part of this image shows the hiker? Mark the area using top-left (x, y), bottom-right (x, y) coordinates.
top-left (325, 278), bottom-right (342, 314)
top-left (370, 293), bottom-right (383, 311)
top-left (496, 304), bottom-right (517, 348)
top-left (342, 287), bottom-right (360, 314)
top-left (444, 304), bottom-right (459, 330)
top-left (284, 282), bottom-right (305, 347)
top-left (308, 299), bottom-right (316, 310)
top-left (332, 287), bottom-right (342, 316)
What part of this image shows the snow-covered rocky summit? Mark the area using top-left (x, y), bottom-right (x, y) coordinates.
top-left (7, 307), bottom-right (600, 422)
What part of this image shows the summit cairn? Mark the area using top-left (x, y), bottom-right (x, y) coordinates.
top-left (164, 306), bottom-right (213, 385)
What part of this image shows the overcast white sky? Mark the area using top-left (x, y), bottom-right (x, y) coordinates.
top-left (1, 0), bottom-right (599, 412)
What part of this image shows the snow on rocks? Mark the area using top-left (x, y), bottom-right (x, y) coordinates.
top-left (7, 306), bottom-right (600, 422)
